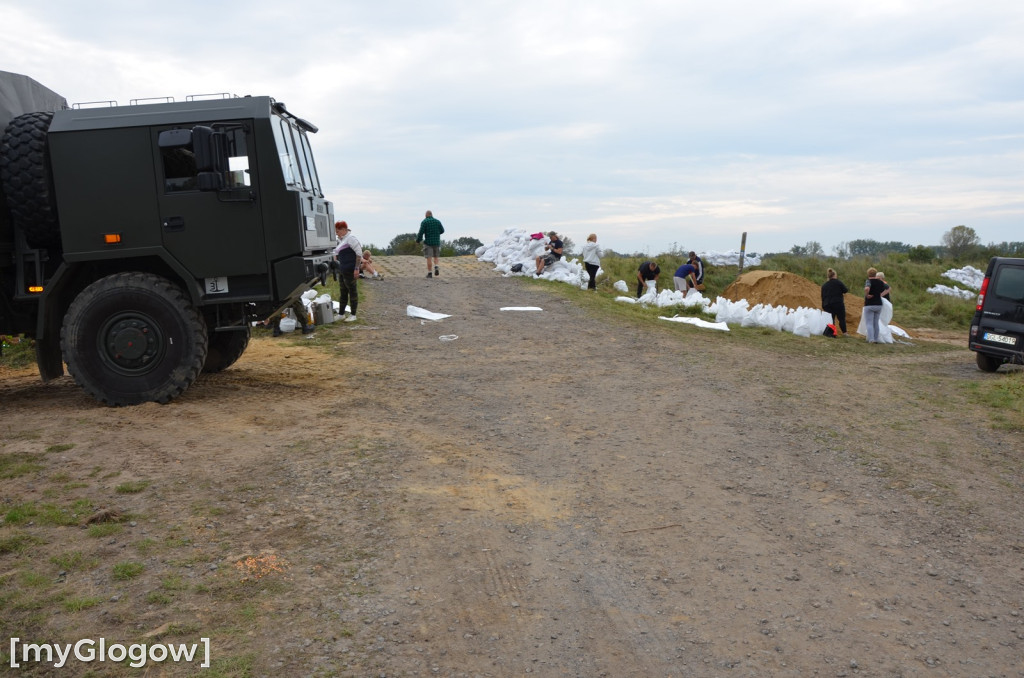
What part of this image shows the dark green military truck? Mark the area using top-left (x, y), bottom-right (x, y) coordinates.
top-left (1, 71), bottom-right (335, 405)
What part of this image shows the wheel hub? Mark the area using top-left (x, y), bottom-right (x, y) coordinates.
top-left (101, 315), bottom-right (164, 373)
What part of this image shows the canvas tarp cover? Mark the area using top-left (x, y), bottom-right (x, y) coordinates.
top-left (0, 71), bottom-right (67, 131)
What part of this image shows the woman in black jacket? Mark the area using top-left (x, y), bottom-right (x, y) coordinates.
top-left (821, 268), bottom-right (849, 335)
top-left (862, 267), bottom-right (888, 343)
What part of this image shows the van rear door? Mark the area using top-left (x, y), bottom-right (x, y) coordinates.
top-left (973, 259), bottom-right (1024, 356)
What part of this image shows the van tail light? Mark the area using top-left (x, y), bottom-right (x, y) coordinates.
top-left (976, 277), bottom-right (990, 311)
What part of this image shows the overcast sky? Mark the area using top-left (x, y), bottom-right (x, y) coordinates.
top-left (3, 0), bottom-right (1022, 256)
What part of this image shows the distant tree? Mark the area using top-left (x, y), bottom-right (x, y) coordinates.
top-left (941, 225), bottom-right (980, 260)
top-left (388, 233), bottom-right (420, 255)
top-left (907, 244), bottom-right (935, 263)
top-left (991, 241), bottom-right (1024, 256)
top-left (832, 241), bottom-right (850, 259)
top-left (847, 239), bottom-right (911, 257)
top-left (446, 236), bottom-right (484, 256)
top-left (976, 240), bottom-right (1024, 259)
top-left (789, 241), bottom-right (824, 257)
top-left (560, 236), bottom-right (577, 257)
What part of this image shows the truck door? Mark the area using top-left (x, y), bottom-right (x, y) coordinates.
top-left (154, 123), bottom-right (269, 297)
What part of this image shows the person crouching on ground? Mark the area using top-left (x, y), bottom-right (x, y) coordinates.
top-left (535, 231), bottom-right (564, 276)
top-left (334, 221), bottom-right (362, 322)
top-left (359, 250), bottom-right (382, 279)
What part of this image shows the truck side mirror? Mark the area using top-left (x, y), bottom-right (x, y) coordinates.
top-left (158, 128), bottom-right (193, 148)
top-left (192, 126), bottom-right (228, 172)
top-left (192, 126), bottom-right (228, 191)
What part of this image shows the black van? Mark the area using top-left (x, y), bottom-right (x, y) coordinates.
top-left (969, 257), bottom-right (1024, 372)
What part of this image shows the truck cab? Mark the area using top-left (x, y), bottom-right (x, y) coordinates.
top-left (2, 75), bottom-right (336, 404)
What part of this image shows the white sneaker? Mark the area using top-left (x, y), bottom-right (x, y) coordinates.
top-left (344, 314), bottom-right (357, 322)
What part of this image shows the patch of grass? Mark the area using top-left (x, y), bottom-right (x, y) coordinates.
top-left (20, 570), bottom-right (50, 587)
top-left (145, 591), bottom-right (173, 605)
top-left (51, 551), bottom-right (99, 571)
top-left (0, 452), bottom-right (45, 479)
top-left (86, 523), bottom-right (123, 538)
top-left (161, 574), bottom-right (188, 591)
top-left (967, 370), bottom-right (1024, 431)
top-left (0, 532), bottom-right (43, 555)
top-left (4, 501), bottom-right (86, 527)
top-left (135, 538), bottom-right (158, 555)
top-left (204, 653), bottom-right (256, 677)
top-left (63, 596), bottom-right (103, 612)
top-left (45, 443), bottom-right (75, 453)
top-left (112, 561), bottom-right (145, 581)
top-left (115, 480), bottom-right (152, 494)
top-left (0, 335), bottom-right (35, 369)
top-left (168, 621), bottom-right (203, 635)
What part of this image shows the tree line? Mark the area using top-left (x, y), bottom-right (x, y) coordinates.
top-left (789, 226), bottom-right (1024, 262)
top-left (375, 234), bottom-right (486, 256)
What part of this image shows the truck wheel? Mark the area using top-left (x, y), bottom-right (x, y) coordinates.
top-left (203, 326), bottom-right (250, 373)
top-left (0, 111), bottom-right (61, 250)
top-left (61, 272), bottom-right (208, 405)
top-left (976, 352), bottom-right (1002, 373)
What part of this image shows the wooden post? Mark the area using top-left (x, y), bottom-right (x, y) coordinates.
top-left (738, 232), bottom-right (747, 273)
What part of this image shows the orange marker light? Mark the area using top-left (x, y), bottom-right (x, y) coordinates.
top-left (104, 233), bottom-right (122, 244)
top-left (28, 286), bottom-right (44, 293)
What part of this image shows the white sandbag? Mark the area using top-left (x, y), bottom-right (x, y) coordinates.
top-left (808, 308), bottom-right (831, 336)
top-left (279, 317), bottom-right (297, 332)
top-left (792, 308), bottom-right (811, 337)
top-left (741, 304), bottom-right (763, 327)
top-left (765, 305), bottom-right (786, 332)
top-left (614, 280), bottom-right (629, 293)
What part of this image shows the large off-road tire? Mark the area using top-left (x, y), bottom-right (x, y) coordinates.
top-left (976, 352), bottom-right (1002, 373)
top-left (0, 111), bottom-right (61, 250)
top-left (203, 326), bottom-right (250, 373)
top-left (61, 272), bottom-right (208, 406)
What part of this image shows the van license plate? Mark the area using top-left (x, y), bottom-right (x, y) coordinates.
top-left (984, 332), bottom-right (1017, 346)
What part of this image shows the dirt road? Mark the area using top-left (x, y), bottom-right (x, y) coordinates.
top-left (1, 256), bottom-right (1022, 677)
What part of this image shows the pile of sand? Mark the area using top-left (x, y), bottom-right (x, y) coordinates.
top-left (722, 270), bottom-right (864, 330)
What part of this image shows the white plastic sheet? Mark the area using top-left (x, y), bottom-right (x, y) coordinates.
top-left (659, 316), bottom-right (730, 332)
top-left (856, 298), bottom-right (897, 343)
top-left (407, 305), bottom-right (451, 321)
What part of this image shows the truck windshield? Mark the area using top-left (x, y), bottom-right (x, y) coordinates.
top-left (272, 114), bottom-right (323, 197)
